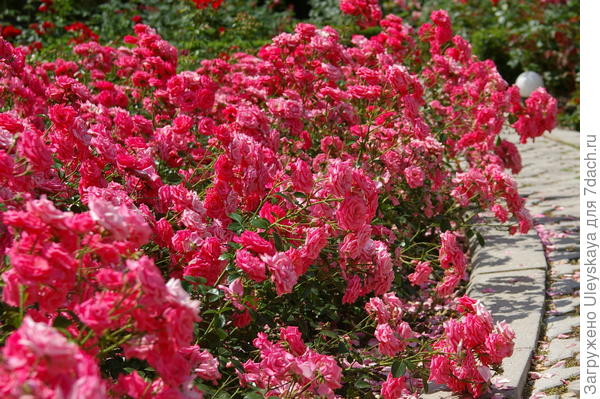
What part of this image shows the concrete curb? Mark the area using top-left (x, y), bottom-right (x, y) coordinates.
top-left (468, 227), bottom-right (547, 398)
top-left (422, 128), bottom-right (581, 398)
top-left (423, 226), bottom-right (548, 399)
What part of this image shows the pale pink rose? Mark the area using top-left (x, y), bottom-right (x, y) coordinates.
top-left (339, 225), bottom-right (372, 259)
top-left (262, 252), bottom-right (298, 295)
top-left (301, 226), bottom-right (329, 260)
top-left (68, 376), bottom-right (106, 399)
top-left (381, 373), bottom-right (408, 399)
top-left (235, 249), bottom-right (267, 282)
top-left (463, 313), bottom-right (493, 348)
top-left (180, 346), bottom-right (222, 382)
top-left (342, 275), bottom-right (363, 304)
top-left (166, 278), bottom-right (201, 313)
top-left (88, 195), bottom-right (151, 245)
top-left (336, 194), bottom-right (368, 231)
top-left (218, 278), bottom-right (245, 311)
top-left (484, 332), bottom-right (514, 364)
top-left (408, 260), bottom-right (432, 286)
top-left (127, 256), bottom-right (166, 296)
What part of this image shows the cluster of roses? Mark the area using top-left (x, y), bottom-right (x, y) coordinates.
top-left (240, 327), bottom-right (342, 398)
top-left (429, 297), bottom-right (516, 397)
top-left (0, 3), bottom-right (555, 397)
top-left (190, 0), bottom-right (224, 10)
top-left (339, 0), bottom-right (383, 28)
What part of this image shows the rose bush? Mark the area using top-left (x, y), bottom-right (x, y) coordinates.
top-left (310, 0), bottom-right (578, 130)
top-left (0, 3), bottom-right (556, 398)
top-left (390, 0), bottom-right (579, 130)
top-left (0, 0), bottom-right (293, 64)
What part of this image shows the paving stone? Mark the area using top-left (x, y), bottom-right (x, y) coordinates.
top-left (545, 315), bottom-right (579, 340)
top-left (549, 235), bottom-right (580, 250)
top-left (547, 252), bottom-right (580, 263)
top-left (549, 279), bottom-right (580, 295)
top-left (544, 338), bottom-right (580, 365)
top-left (421, 383), bottom-right (462, 399)
top-left (543, 129), bottom-right (580, 148)
top-left (567, 379), bottom-right (579, 394)
top-left (551, 297), bottom-right (579, 315)
top-left (532, 367), bottom-right (580, 393)
top-left (552, 264), bottom-right (580, 277)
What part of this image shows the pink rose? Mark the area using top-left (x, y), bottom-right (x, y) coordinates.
top-left (408, 260), bottom-right (432, 286)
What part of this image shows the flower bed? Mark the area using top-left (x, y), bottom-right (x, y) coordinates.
top-left (0, 4), bottom-right (556, 398)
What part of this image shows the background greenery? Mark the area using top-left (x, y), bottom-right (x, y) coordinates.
top-left (0, 0), bottom-right (580, 128)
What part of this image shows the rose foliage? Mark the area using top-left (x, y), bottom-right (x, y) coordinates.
top-left (0, 5), bottom-right (556, 399)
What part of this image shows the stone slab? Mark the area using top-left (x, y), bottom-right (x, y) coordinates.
top-left (542, 129), bottom-right (580, 148)
top-left (552, 264), bottom-right (580, 277)
top-left (469, 228), bottom-right (547, 277)
top-left (544, 338), bottom-right (580, 366)
top-left (546, 315), bottom-right (579, 340)
top-left (422, 128), bottom-right (581, 399)
top-left (550, 297), bottom-right (579, 316)
top-left (547, 252), bottom-right (580, 263)
top-left (469, 268), bottom-right (546, 347)
top-left (549, 279), bottom-right (580, 296)
top-left (567, 379), bottom-right (579, 394)
top-left (532, 367), bottom-right (580, 393)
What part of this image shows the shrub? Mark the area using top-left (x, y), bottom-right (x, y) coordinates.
top-left (389, 0), bottom-right (579, 130)
top-left (0, 4), bottom-right (555, 398)
top-left (0, 0), bottom-right (294, 64)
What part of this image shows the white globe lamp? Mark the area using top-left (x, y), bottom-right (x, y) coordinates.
top-left (515, 71), bottom-right (544, 97)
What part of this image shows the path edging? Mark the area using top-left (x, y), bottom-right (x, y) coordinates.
top-left (423, 225), bottom-right (548, 398)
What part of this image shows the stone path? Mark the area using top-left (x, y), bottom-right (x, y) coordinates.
top-left (423, 128), bottom-right (580, 399)
top-left (515, 129), bottom-right (580, 399)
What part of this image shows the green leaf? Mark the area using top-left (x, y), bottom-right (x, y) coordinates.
top-left (391, 360), bottom-right (406, 378)
top-left (52, 315), bottom-right (72, 329)
top-left (228, 241), bottom-right (243, 250)
top-left (354, 379), bottom-right (371, 389)
top-left (244, 393), bottom-right (263, 399)
top-left (476, 231), bottom-right (486, 247)
top-left (440, 218), bottom-right (451, 232)
top-left (319, 330), bottom-right (338, 339)
top-left (227, 222), bottom-right (243, 233)
top-left (337, 341), bottom-right (349, 354)
top-left (215, 327), bottom-right (228, 340)
top-left (250, 217), bottom-right (270, 230)
top-left (183, 275), bottom-right (207, 285)
top-left (272, 231), bottom-right (284, 251)
top-left (218, 252), bottom-right (234, 261)
top-left (228, 213), bottom-right (243, 223)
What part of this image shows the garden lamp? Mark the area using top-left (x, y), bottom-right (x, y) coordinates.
top-left (516, 71), bottom-right (544, 97)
